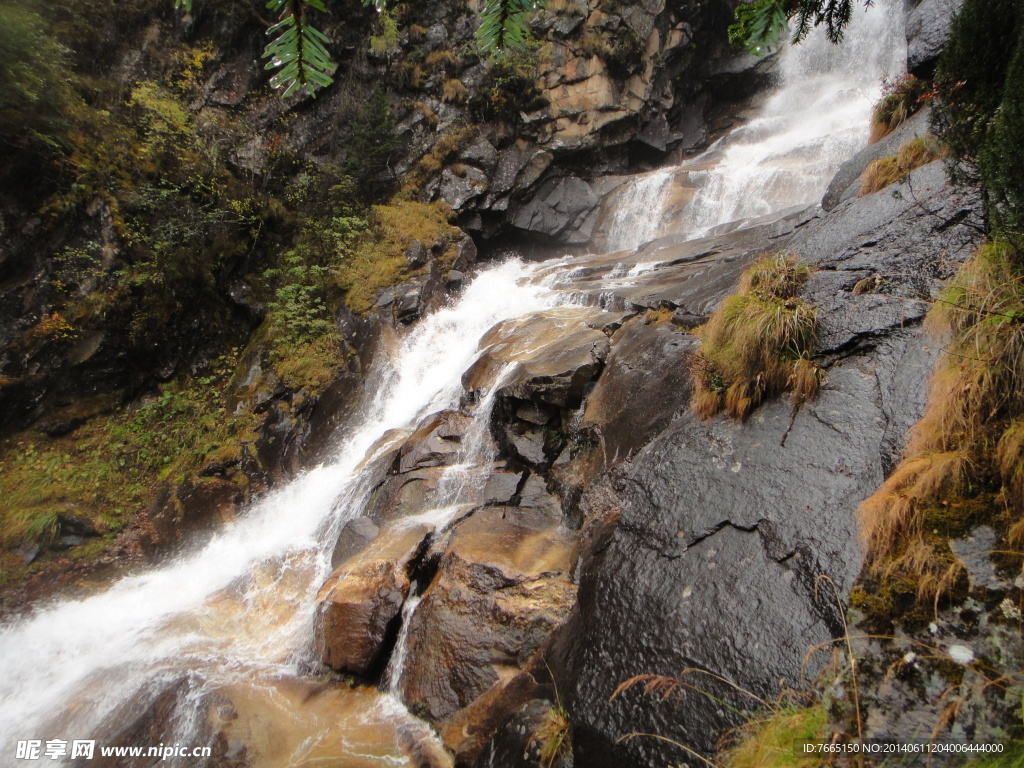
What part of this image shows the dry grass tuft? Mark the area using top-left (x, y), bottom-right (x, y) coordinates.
top-left (859, 240), bottom-right (1024, 605)
top-left (860, 136), bottom-right (946, 195)
top-left (691, 254), bottom-right (822, 421)
top-left (532, 704), bottom-right (571, 768)
top-left (424, 49), bottom-right (461, 74)
top-left (860, 156), bottom-right (901, 195)
top-left (441, 78), bottom-right (468, 104)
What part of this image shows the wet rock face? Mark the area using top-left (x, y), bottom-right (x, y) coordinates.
top-left (556, 338), bottom-right (933, 765)
top-left (541, 162), bottom-right (984, 767)
top-left (821, 108), bottom-right (932, 212)
top-left (578, 317), bottom-right (696, 469)
top-left (462, 308), bottom-right (614, 408)
top-left (855, 596), bottom-right (1024, 748)
top-left (797, 160), bottom-right (982, 358)
top-left (315, 523), bottom-right (432, 676)
top-left (906, 0), bottom-right (964, 77)
top-left (398, 507), bottom-right (577, 723)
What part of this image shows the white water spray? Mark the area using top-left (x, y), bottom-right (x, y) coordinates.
top-left (0, 260), bottom-right (566, 765)
top-left (604, 168), bottom-right (674, 252)
top-left (604, 0), bottom-right (905, 248)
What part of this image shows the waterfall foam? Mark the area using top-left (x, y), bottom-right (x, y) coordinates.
top-left (0, 259), bottom-right (566, 765)
top-left (602, 0), bottom-right (906, 249)
top-left (604, 168), bottom-right (674, 252)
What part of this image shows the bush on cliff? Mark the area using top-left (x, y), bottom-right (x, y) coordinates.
top-left (932, 0), bottom-right (1024, 235)
top-left (869, 74), bottom-right (930, 144)
top-left (0, 1), bottom-right (72, 173)
top-left (691, 254), bottom-right (822, 421)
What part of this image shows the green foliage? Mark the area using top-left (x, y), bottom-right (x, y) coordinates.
top-left (343, 86), bottom-right (398, 196)
top-left (532, 703), bottom-right (571, 768)
top-left (369, 8), bottom-right (401, 56)
top-left (728, 0), bottom-right (790, 57)
top-left (789, 0), bottom-right (863, 43)
top-left (720, 704), bottom-right (830, 768)
top-left (338, 200), bottom-right (458, 312)
top-left (0, 351), bottom-right (257, 550)
top-left (978, 20), bottom-right (1024, 236)
top-left (870, 74), bottom-right (931, 143)
top-left (263, 255), bottom-right (334, 344)
top-left (932, 0), bottom-right (1024, 235)
top-left (691, 254), bottom-right (821, 421)
top-left (728, 0), bottom-right (872, 55)
top-left (173, 0), bottom-right (548, 98)
top-left (0, 1), bottom-right (71, 159)
top-left (263, 0), bottom-right (335, 97)
top-left (471, 50), bottom-right (549, 123)
top-left (476, 0), bottom-right (545, 57)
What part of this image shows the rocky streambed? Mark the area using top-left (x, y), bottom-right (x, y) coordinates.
top-left (298, 146), bottom-right (985, 767)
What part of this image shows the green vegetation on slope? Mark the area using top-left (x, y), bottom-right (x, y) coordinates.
top-left (0, 0), bottom-right (474, 590)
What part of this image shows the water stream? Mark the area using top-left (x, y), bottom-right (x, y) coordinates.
top-left (0, 3), bottom-right (907, 764)
top-left (606, 0), bottom-right (905, 247)
top-left (0, 261), bottom-right (567, 766)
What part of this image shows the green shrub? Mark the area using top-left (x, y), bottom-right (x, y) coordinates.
top-left (0, 1), bottom-right (72, 160)
top-left (604, 26), bottom-right (645, 78)
top-left (470, 50), bottom-right (549, 123)
top-left (932, 0), bottom-right (1024, 234)
top-left (344, 85), bottom-right (399, 197)
top-left (869, 74), bottom-right (930, 143)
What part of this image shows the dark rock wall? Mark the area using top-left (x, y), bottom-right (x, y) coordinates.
top-left (546, 161), bottom-right (983, 766)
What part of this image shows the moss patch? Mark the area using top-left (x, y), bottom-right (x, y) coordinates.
top-left (339, 200), bottom-right (459, 313)
top-left (720, 704), bottom-right (831, 768)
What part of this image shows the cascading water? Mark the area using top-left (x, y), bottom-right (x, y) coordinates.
top-left (603, 0), bottom-right (906, 248)
top-left (0, 3), bottom-right (911, 763)
top-left (0, 260), bottom-right (567, 767)
top-left (604, 168), bottom-right (674, 252)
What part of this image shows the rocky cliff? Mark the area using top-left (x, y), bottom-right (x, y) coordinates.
top-left (0, 0), bottom-right (753, 604)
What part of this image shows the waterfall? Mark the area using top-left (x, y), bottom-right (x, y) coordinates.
top-left (383, 589), bottom-right (422, 694)
top-left (603, 0), bottom-right (906, 249)
top-left (0, 260), bottom-right (566, 766)
top-left (604, 169), bottom-right (674, 252)
top-left (0, 3), bottom-right (911, 764)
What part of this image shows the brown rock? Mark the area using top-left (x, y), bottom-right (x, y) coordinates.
top-left (315, 523), bottom-right (433, 676)
top-left (398, 507), bottom-right (577, 722)
top-left (462, 308), bottom-right (612, 407)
